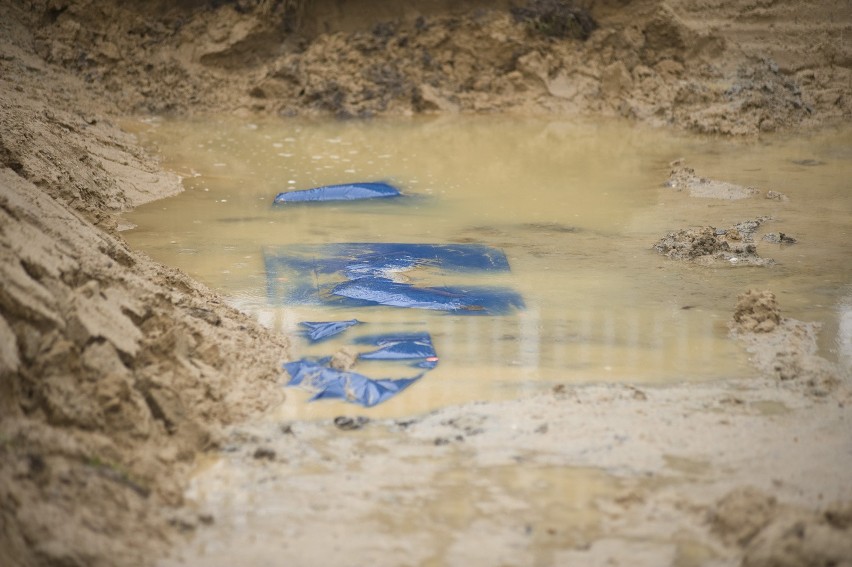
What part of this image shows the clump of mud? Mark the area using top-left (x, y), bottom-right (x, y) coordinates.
top-left (711, 487), bottom-right (852, 567)
top-left (761, 232), bottom-right (797, 244)
top-left (731, 290), bottom-right (847, 397)
top-left (666, 162), bottom-right (760, 199)
top-left (510, 0), bottom-right (597, 40)
top-left (652, 218), bottom-right (773, 266)
top-left (765, 190), bottom-right (789, 202)
top-left (732, 290), bottom-right (781, 333)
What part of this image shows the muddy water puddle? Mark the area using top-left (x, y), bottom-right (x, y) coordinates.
top-left (125, 116), bottom-right (852, 418)
top-left (128, 116), bottom-right (851, 566)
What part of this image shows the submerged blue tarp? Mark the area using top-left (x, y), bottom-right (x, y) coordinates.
top-left (299, 319), bottom-right (361, 342)
top-left (357, 332), bottom-right (439, 369)
top-left (284, 360), bottom-right (422, 407)
top-left (284, 331), bottom-right (439, 406)
top-left (273, 182), bottom-right (401, 204)
top-left (265, 243), bottom-right (524, 315)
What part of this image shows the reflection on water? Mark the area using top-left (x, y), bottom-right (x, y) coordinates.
top-left (124, 116), bottom-right (852, 417)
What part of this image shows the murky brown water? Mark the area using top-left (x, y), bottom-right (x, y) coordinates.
top-left (124, 116), bottom-right (852, 419)
top-left (128, 115), bottom-right (850, 566)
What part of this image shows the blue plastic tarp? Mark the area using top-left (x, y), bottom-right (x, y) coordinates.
top-left (265, 243), bottom-right (524, 315)
top-left (357, 332), bottom-right (439, 369)
top-left (284, 360), bottom-right (422, 407)
top-left (284, 331), bottom-right (439, 406)
top-left (273, 182), bottom-right (401, 204)
top-left (299, 319), bottom-right (361, 342)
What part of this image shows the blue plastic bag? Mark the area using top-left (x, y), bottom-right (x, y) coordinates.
top-left (357, 332), bottom-right (439, 369)
top-left (299, 319), bottom-right (361, 342)
top-left (273, 182), bottom-right (401, 204)
top-left (284, 330), bottom-right (439, 406)
top-left (284, 360), bottom-right (422, 407)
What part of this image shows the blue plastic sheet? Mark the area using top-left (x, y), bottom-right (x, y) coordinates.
top-left (273, 182), bottom-right (401, 204)
top-left (357, 332), bottom-right (439, 369)
top-left (265, 243), bottom-right (524, 315)
top-left (284, 360), bottom-right (422, 407)
top-left (299, 319), bottom-right (361, 342)
top-left (284, 331), bottom-right (439, 406)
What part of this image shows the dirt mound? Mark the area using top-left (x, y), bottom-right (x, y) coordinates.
top-left (0, 167), bottom-right (289, 567)
top-left (653, 218), bottom-right (773, 266)
top-left (731, 290), bottom-right (847, 397)
top-left (18, 0), bottom-right (851, 134)
top-left (0, 8), bottom-right (289, 566)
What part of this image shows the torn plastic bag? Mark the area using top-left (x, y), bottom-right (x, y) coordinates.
top-left (264, 243), bottom-right (524, 315)
top-left (283, 360), bottom-right (423, 407)
top-left (356, 332), bottom-right (439, 369)
top-left (285, 330), bottom-right (438, 406)
top-left (273, 182), bottom-right (401, 204)
top-left (299, 319), bottom-right (361, 342)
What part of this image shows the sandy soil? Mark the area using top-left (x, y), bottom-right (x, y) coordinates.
top-left (17, 0), bottom-right (852, 133)
top-left (1, 0), bottom-right (850, 566)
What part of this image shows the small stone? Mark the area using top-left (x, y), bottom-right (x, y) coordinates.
top-left (334, 416), bottom-right (369, 431)
top-left (762, 232), bottom-right (797, 244)
top-left (188, 307), bottom-right (222, 326)
top-left (630, 388), bottom-right (648, 401)
top-left (253, 447), bottom-right (276, 460)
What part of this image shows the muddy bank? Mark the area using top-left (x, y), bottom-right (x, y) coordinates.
top-left (1, 0), bottom-right (851, 565)
top-left (161, 373), bottom-right (852, 566)
top-left (1, 6), bottom-right (288, 566)
top-left (20, 0), bottom-right (852, 134)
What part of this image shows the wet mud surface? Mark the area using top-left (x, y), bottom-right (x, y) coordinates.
top-left (653, 219), bottom-right (774, 266)
top-left (1, 0), bottom-right (851, 566)
top-left (161, 376), bottom-right (852, 566)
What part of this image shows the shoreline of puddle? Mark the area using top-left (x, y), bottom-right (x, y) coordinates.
top-left (123, 115), bottom-right (851, 420)
top-left (122, 116), bottom-right (852, 565)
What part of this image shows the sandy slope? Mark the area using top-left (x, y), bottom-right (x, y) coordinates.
top-left (0, 0), bottom-right (850, 565)
top-left (1, 6), bottom-right (289, 566)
